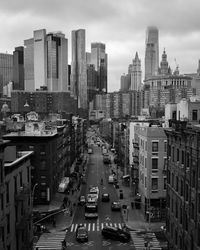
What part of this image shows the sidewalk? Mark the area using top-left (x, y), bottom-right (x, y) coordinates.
top-left (109, 152), bottom-right (165, 233)
top-left (41, 154), bottom-right (88, 233)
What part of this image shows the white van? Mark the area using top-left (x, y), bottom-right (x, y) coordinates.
top-left (108, 175), bottom-right (115, 184)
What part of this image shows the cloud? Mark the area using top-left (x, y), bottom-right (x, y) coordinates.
top-left (0, 0), bottom-right (200, 91)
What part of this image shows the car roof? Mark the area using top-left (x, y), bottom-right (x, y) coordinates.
top-left (103, 225), bottom-right (118, 231)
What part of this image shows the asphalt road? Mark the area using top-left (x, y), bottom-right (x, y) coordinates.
top-left (65, 143), bottom-right (134, 250)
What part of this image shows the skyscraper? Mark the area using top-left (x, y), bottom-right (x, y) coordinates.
top-left (13, 46), bottom-right (24, 90)
top-left (0, 53), bottom-right (13, 96)
top-left (90, 43), bottom-right (107, 93)
top-left (24, 29), bottom-right (68, 92)
top-left (71, 29), bottom-right (88, 109)
top-left (130, 52), bottom-right (142, 91)
top-left (145, 26), bottom-right (159, 80)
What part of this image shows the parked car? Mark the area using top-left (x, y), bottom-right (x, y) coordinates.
top-left (111, 201), bottom-right (121, 211)
top-left (101, 226), bottom-right (130, 242)
top-left (78, 196), bottom-right (86, 205)
top-left (101, 193), bottom-right (110, 202)
top-left (76, 224), bottom-right (88, 242)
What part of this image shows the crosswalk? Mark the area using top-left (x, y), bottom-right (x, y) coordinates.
top-left (35, 232), bottom-right (66, 249)
top-left (130, 231), bottom-right (162, 250)
top-left (69, 222), bottom-right (123, 232)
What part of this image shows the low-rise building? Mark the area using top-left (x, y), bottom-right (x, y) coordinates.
top-left (0, 140), bottom-right (33, 250)
top-left (165, 120), bottom-right (200, 250)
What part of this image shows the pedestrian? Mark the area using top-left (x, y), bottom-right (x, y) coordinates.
top-left (131, 201), bottom-right (134, 209)
top-left (72, 189), bottom-right (74, 195)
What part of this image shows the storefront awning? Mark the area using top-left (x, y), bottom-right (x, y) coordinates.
top-left (123, 175), bottom-right (130, 179)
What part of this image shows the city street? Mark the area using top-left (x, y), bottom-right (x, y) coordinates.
top-left (65, 143), bottom-right (134, 249)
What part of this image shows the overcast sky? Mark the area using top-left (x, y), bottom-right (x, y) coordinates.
top-left (1, 0), bottom-right (200, 91)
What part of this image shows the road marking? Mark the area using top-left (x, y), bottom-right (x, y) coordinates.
top-left (69, 222), bottom-right (124, 232)
top-left (70, 224), bottom-right (74, 232)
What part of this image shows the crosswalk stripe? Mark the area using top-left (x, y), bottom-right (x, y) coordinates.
top-left (70, 224), bottom-right (74, 232)
top-left (69, 222), bottom-right (124, 232)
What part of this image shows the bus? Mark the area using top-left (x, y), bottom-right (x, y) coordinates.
top-left (85, 202), bottom-right (98, 219)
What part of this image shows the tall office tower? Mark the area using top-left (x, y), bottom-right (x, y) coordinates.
top-left (0, 53), bottom-right (13, 96)
top-left (90, 43), bottom-right (107, 93)
top-left (13, 46), bottom-right (24, 90)
top-left (24, 29), bottom-right (68, 92)
top-left (71, 29), bottom-right (88, 109)
top-left (120, 73), bottom-right (131, 91)
top-left (145, 26), bottom-right (159, 79)
top-left (130, 52), bottom-right (142, 91)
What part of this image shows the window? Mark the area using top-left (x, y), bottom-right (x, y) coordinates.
top-left (40, 160), bottom-right (46, 170)
top-left (27, 167), bottom-right (30, 183)
top-left (19, 172), bottom-right (22, 187)
top-left (181, 150), bottom-right (184, 164)
top-left (152, 141), bottom-right (158, 152)
top-left (176, 176), bottom-right (179, 192)
top-left (0, 194), bottom-right (3, 210)
top-left (0, 159), bottom-right (3, 183)
top-left (6, 214), bottom-right (10, 234)
top-left (172, 146), bottom-right (175, 162)
top-left (192, 110), bottom-right (198, 121)
top-left (0, 226), bottom-right (5, 244)
top-left (172, 173), bottom-right (174, 188)
top-left (177, 148), bottom-right (179, 162)
top-left (191, 203), bottom-right (195, 220)
top-left (164, 178), bottom-right (167, 190)
top-left (192, 170), bottom-right (195, 188)
top-left (6, 182), bottom-right (9, 204)
top-left (180, 180), bottom-right (183, 196)
top-left (164, 141), bottom-right (167, 153)
top-left (152, 158), bottom-right (158, 170)
top-left (14, 176), bottom-right (17, 194)
top-left (185, 184), bottom-right (189, 201)
top-left (145, 177), bottom-right (147, 188)
top-left (152, 178), bottom-right (158, 190)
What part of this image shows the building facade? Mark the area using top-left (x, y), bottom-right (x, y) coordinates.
top-left (71, 29), bottom-right (88, 109)
top-left (135, 123), bottom-right (167, 221)
top-left (24, 29), bottom-right (68, 92)
top-left (0, 141), bottom-right (33, 250)
top-left (0, 53), bottom-right (13, 96)
top-left (11, 90), bottom-right (77, 116)
top-left (130, 52), bottom-right (142, 91)
top-left (13, 46), bottom-right (24, 91)
top-left (90, 42), bottom-right (107, 93)
top-left (165, 120), bottom-right (200, 250)
top-left (145, 26), bottom-right (159, 80)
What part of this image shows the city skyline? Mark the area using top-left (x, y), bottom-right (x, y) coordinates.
top-left (0, 0), bottom-right (200, 92)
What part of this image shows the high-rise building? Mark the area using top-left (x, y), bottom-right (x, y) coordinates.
top-left (0, 53), bottom-right (13, 96)
top-left (130, 52), bottom-right (142, 91)
top-left (145, 26), bottom-right (159, 80)
top-left (13, 46), bottom-right (24, 90)
top-left (24, 29), bottom-right (68, 92)
top-left (71, 29), bottom-right (88, 109)
top-left (90, 42), bottom-right (107, 93)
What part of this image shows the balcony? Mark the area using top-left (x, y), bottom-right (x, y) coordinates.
top-left (15, 185), bottom-right (30, 202)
